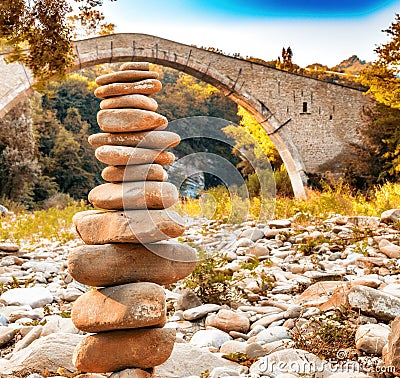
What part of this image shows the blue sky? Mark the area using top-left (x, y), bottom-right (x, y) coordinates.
top-left (102, 0), bottom-right (400, 67)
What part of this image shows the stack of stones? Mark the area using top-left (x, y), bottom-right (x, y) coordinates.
top-left (67, 62), bottom-right (197, 374)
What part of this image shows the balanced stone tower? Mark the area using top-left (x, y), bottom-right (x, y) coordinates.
top-left (68, 62), bottom-right (197, 374)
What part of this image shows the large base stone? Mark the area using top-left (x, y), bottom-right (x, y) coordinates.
top-left (72, 328), bottom-right (175, 373)
top-left (73, 210), bottom-right (185, 244)
top-left (88, 182), bottom-right (178, 210)
top-left (102, 164), bottom-right (167, 183)
top-left (68, 242), bottom-right (197, 287)
top-left (72, 282), bottom-right (166, 332)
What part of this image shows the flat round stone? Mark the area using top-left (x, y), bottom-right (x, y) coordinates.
top-left (88, 182), bottom-right (178, 210)
top-left (73, 209), bottom-right (185, 244)
top-left (72, 328), bottom-right (175, 372)
top-left (88, 131), bottom-right (180, 149)
top-left (100, 94), bottom-right (158, 111)
top-left (96, 70), bottom-right (159, 86)
top-left (97, 109), bottom-right (167, 133)
top-left (94, 79), bottom-right (162, 99)
top-left (102, 164), bottom-right (167, 182)
top-left (120, 62), bottom-right (151, 71)
top-left (95, 146), bottom-right (175, 166)
top-left (68, 242), bottom-right (197, 287)
top-left (72, 282), bottom-right (166, 332)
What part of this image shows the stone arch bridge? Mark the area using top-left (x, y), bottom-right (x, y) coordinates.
top-left (0, 33), bottom-right (370, 199)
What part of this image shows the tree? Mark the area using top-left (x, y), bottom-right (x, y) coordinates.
top-left (0, 100), bottom-right (41, 204)
top-left (222, 106), bottom-right (282, 175)
top-left (42, 73), bottom-right (101, 133)
top-left (346, 103), bottom-right (400, 188)
top-left (277, 47), bottom-right (297, 72)
top-left (0, 0), bottom-right (115, 83)
top-left (359, 14), bottom-right (400, 109)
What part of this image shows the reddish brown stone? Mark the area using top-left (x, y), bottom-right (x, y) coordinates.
top-left (88, 182), bottom-right (178, 210)
top-left (120, 62), bottom-right (151, 71)
top-left (102, 164), bottom-right (167, 183)
top-left (95, 71), bottom-right (159, 86)
top-left (95, 146), bottom-right (175, 166)
top-left (94, 79), bottom-right (162, 99)
top-left (97, 109), bottom-right (167, 133)
top-left (68, 242), bottom-right (197, 287)
top-left (88, 131), bottom-right (180, 149)
top-left (71, 283), bottom-right (166, 332)
top-left (73, 210), bottom-right (185, 244)
top-left (100, 94), bottom-right (158, 111)
top-left (72, 328), bottom-right (175, 372)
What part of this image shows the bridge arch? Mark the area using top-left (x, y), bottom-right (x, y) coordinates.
top-left (0, 33), bottom-right (371, 199)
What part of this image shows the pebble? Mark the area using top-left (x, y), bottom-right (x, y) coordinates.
top-left (0, 243), bottom-right (19, 252)
top-left (183, 304), bottom-right (221, 321)
top-left (205, 309), bottom-right (250, 333)
top-left (189, 329), bottom-right (231, 349)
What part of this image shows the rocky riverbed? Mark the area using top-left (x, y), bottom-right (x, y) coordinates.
top-left (1, 210), bottom-right (400, 377)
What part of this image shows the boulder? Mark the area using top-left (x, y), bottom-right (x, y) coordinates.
top-left (3, 333), bottom-right (84, 375)
top-left (73, 328), bottom-right (175, 373)
top-left (68, 242), bottom-right (197, 287)
top-left (384, 317), bottom-right (400, 375)
top-left (378, 239), bottom-right (400, 259)
top-left (153, 343), bottom-right (247, 377)
top-left (88, 182), bottom-right (178, 210)
top-left (72, 283), bottom-right (166, 332)
top-left (73, 210), bottom-right (185, 244)
top-left (381, 209), bottom-right (400, 223)
top-left (355, 323), bottom-right (390, 355)
top-left (176, 289), bottom-right (202, 311)
top-left (348, 285), bottom-right (400, 321)
top-left (205, 309), bottom-right (250, 333)
top-left (0, 287), bottom-right (53, 309)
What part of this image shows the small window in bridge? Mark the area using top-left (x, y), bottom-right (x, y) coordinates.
top-left (302, 102), bottom-right (308, 113)
top-left (329, 115), bottom-right (333, 120)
